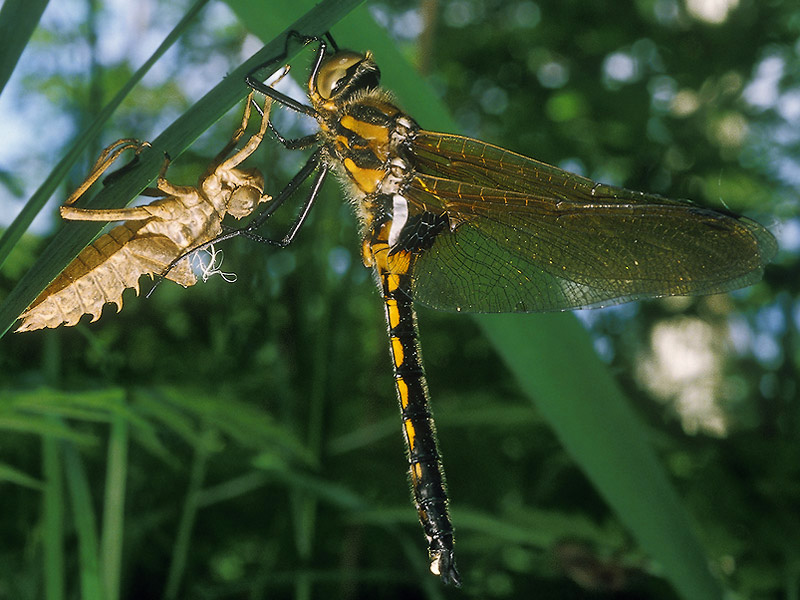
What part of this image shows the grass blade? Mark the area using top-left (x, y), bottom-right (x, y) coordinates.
top-left (101, 408), bottom-right (129, 600)
top-left (42, 427), bottom-right (65, 600)
top-left (0, 0), bottom-right (48, 97)
top-left (63, 439), bottom-right (102, 600)
top-left (163, 431), bottom-right (210, 600)
top-left (478, 313), bottom-right (723, 599)
top-left (0, 461), bottom-right (43, 489)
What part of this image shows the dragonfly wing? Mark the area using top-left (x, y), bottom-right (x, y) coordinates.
top-left (412, 130), bottom-right (633, 196)
top-left (409, 212), bottom-right (634, 312)
top-left (406, 132), bottom-right (776, 313)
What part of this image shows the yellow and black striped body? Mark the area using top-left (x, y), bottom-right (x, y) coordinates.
top-left (308, 52), bottom-right (460, 583)
top-left (366, 219), bottom-right (456, 583)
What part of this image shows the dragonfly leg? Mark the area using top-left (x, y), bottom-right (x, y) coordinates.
top-left (244, 91), bottom-right (317, 150)
top-left (149, 149), bottom-right (325, 299)
top-left (244, 30), bottom-right (331, 119)
top-left (268, 123), bottom-right (318, 151)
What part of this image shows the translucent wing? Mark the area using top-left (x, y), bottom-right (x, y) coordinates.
top-left (406, 131), bottom-right (777, 312)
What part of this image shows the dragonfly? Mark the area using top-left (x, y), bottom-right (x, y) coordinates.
top-left (204, 32), bottom-right (776, 586)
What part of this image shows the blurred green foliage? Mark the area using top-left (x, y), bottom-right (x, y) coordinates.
top-left (0, 0), bottom-right (798, 599)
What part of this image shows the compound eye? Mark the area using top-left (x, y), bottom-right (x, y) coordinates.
top-left (315, 52), bottom-right (365, 100)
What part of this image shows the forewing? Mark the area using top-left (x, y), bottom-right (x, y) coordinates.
top-left (406, 132), bottom-right (777, 313)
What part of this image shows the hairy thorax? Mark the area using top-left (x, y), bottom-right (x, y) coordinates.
top-left (316, 88), bottom-right (420, 235)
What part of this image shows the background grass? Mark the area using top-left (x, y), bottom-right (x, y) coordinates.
top-left (0, 0), bottom-right (794, 599)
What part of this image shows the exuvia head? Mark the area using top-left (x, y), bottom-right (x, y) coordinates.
top-left (310, 50), bottom-right (381, 104)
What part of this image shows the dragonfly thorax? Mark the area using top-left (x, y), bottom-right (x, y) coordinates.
top-left (319, 87), bottom-right (424, 252)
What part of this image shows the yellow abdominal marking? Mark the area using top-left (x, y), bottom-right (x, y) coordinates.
top-left (411, 461), bottom-right (423, 482)
top-left (405, 420), bottom-right (417, 451)
top-left (385, 298), bottom-right (401, 328)
top-left (396, 377), bottom-right (410, 409)
top-left (385, 273), bottom-right (401, 293)
top-left (391, 336), bottom-right (405, 366)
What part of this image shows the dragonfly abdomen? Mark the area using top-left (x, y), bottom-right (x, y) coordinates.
top-left (380, 268), bottom-right (461, 586)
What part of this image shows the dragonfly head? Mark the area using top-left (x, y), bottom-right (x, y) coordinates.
top-left (310, 50), bottom-right (381, 106)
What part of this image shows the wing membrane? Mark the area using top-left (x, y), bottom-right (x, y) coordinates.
top-left (407, 132), bottom-right (777, 313)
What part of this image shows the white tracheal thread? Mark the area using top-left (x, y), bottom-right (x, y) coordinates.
top-left (388, 194), bottom-right (409, 249)
top-left (191, 244), bottom-right (238, 283)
